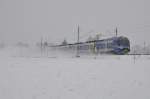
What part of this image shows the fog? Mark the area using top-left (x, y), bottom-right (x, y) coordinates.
top-left (0, 0), bottom-right (150, 45)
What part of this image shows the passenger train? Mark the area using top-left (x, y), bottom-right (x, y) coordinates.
top-left (51, 36), bottom-right (130, 55)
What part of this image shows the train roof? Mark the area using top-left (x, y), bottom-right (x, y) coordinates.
top-left (50, 36), bottom-right (129, 47)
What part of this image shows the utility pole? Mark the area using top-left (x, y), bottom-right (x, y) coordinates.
top-left (115, 27), bottom-right (118, 37)
top-left (76, 25), bottom-right (80, 57)
top-left (41, 37), bottom-right (43, 57)
top-left (144, 41), bottom-right (146, 54)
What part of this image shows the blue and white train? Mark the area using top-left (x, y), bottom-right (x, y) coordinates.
top-left (51, 36), bottom-right (130, 55)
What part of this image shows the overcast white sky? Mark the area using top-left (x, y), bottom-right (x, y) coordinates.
top-left (0, 0), bottom-right (150, 46)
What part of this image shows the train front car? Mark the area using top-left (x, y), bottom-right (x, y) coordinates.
top-left (95, 36), bottom-right (130, 54)
top-left (113, 36), bottom-right (130, 54)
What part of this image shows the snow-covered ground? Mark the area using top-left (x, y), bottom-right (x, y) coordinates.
top-left (0, 47), bottom-right (150, 99)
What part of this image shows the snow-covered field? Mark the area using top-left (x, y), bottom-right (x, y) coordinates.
top-left (0, 47), bottom-right (150, 99)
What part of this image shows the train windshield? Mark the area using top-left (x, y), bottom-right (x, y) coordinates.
top-left (117, 37), bottom-right (130, 46)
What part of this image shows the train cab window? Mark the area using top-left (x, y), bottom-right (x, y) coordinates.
top-left (117, 37), bottom-right (129, 46)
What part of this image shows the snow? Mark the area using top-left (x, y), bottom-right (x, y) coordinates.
top-left (0, 47), bottom-right (150, 99)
